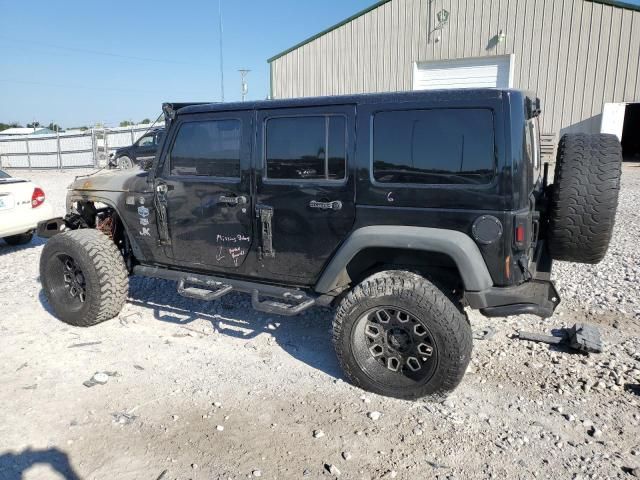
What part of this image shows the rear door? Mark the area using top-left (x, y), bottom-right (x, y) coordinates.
top-left (254, 105), bottom-right (356, 284)
top-left (157, 111), bottom-right (253, 270)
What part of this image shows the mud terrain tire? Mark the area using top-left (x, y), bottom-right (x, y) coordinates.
top-left (548, 133), bottom-right (622, 263)
top-left (333, 270), bottom-right (472, 401)
top-left (40, 229), bottom-right (128, 326)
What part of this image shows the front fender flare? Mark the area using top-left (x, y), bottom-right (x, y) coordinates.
top-left (314, 226), bottom-right (494, 294)
top-left (66, 191), bottom-right (144, 260)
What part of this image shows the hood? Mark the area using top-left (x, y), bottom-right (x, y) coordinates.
top-left (114, 146), bottom-right (130, 156)
top-left (69, 169), bottom-right (151, 193)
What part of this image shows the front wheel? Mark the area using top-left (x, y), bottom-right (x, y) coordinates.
top-left (116, 156), bottom-right (134, 169)
top-left (40, 229), bottom-right (129, 326)
top-left (333, 271), bottom-right (472, 401)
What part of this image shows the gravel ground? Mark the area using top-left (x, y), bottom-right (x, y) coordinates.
top-left (0, 166), bottom-right (639, 480)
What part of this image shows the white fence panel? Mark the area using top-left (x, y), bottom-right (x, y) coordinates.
top-left (0, 122), bottom-right (160, 169)
top-left (61, 151), bottom-right (95, 167)
top-left (0, 123), bottom-right (160, 169)
top-left (27, 135), bottom-right (58, 153)
top-left (1, 154), bottom-right (29, 168)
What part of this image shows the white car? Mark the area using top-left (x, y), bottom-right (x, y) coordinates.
top-left (0, 169), bottom-right (54, 246)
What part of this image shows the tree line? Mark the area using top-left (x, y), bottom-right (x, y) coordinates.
top-left (0, 118), bottom-right (153, 132)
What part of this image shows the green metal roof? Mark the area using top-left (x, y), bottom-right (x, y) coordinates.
top-left (267, 0), bottom-right (640, 64)
top-left (589, 0), bottom-right (640, 11)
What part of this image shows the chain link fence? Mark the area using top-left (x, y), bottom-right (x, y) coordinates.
top-left (0, 124), bottom-right (158, 169)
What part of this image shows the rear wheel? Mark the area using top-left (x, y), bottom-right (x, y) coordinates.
top-left (40, 229), bottom-right (128, 326)
top-left (333, 270), bottom-right (472, 401)
top-left (547, 133), bottom-right (622, 263)
top-left (3, 231), bottom-right (34, 245)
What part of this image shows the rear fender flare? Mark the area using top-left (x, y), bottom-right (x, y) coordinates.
top-left (314, 226), bottom-right (494, 294)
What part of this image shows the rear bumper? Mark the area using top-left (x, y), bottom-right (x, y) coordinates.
top-left (465, 279), bottom-right (560, 318)
top-left (0, 203), bottom-right (55, 238)
top-left (465, 240), bottom-right (560, 319)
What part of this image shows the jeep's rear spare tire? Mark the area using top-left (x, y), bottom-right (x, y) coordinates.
top-left (40, 229), bottom-right (129, 326)
top-left (547, 133), bottom-right (622, 264)
top-left (333, 271), bottom-right (472, 401)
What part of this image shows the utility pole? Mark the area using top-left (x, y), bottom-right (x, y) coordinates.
top-left (239, 69), bottom-right (250, 102)
top-left (219, 0), bottom-right (225, 102)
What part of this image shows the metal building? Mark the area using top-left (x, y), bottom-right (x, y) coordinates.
top-left (268, 0), bottom-right (640, 158)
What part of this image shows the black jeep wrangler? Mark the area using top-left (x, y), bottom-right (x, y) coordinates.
top-left (38, 90), bottom-right (622, 400)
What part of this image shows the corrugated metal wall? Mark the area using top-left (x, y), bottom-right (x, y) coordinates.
top-left (270, 0), bottom-right (640, 136)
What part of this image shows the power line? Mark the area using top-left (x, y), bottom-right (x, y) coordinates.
top-left (0, 35), bottom-right (201, 66)
top-left (0, 79), bottom-right (212, 97)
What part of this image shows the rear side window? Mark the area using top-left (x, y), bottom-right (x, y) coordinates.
top-left (373, 109), bottom-right (495, 185)
top-left (265, 115), bottom-right (346, 181)
top-left (525, 118), bottom-right (541, 181)
top-left (170, 119), bottom-right (241, 177)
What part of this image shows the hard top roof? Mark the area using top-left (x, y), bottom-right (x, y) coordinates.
top-left (177, 89), bottom-right (517, 116)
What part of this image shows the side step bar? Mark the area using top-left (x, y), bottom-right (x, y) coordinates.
top-left (133, 265), bottom-right (317, 316)
top-left (178, 277), bottom-right (233, 301)
top-left (251, 290), bottom-right (316, 316)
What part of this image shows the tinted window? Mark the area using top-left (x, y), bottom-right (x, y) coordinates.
top-left (265, 116), bottom-right (346, 181)
top-left (373, 109), bottom-right (495, 185)
top-left (170, 120), bottom-right (241, 177)
top-left (328, 116), bottom-right (346, 179)
top-left (138, 135), bottom-right (154, 147)
top-left (526, 118), bottom-right (541, 180)
top-left (0, 170), bottom-right (10, 179)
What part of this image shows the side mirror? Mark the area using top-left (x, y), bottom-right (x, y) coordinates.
top-left (140, 157), bottom-right (155, 171)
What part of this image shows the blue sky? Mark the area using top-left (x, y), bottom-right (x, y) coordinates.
top-left (1, 0), bottom-right (639, 127)
top-left (0, 0), bottom-right (372, 127)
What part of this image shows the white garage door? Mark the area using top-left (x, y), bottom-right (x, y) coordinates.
top-left (413, 55), bottom-right (514, 90)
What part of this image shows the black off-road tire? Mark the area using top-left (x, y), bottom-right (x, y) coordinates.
top-left (333, 270), bottom-right (472, 401)
top-left (548, 133), bottom-right (622, 264)
top-left (3, 231), bottom-right (34, 245)
top-left (40, 229), bottom-right (128, 327)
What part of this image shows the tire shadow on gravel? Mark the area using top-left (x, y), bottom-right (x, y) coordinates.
top-left (0, 236), bottom-right (46, 257)
top-left (124, 276), bottom-right (344, 379)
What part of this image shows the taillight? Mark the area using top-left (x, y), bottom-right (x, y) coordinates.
top-left (32, 187), bottom-right (45, 208)
top-left (515, 224), bottom-right (525, 244)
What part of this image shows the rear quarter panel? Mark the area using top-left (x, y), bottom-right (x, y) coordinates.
top-left (354, 92), bottom-right (514, 286)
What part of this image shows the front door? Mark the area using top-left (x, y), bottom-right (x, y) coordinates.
top-left (254, 106), bottom-right (356, 284)
top-left (134, 133), bottom-right (158, 165)
top-left (157, 111), bottom-right (253, 270)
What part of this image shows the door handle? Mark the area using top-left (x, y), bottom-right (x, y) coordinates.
top-left (218, 195), bottom-right (247, 205)
top-left (309, 200), bottom-right (342, 211)
top-left (156, 183), bottom-right (174, 194)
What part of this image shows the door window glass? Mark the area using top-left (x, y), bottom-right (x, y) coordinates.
top-left (526, 118), bottom-right (541, 181)
top-left (170, 119), bottom-right (241, 177)
top-left (373, 109), bottom-right (495, 185)
top-left (328, 116), bottom-right (346, 179)
top-left (138, 135), bottom-right (154, 147)
top-left (265, 115), bottom-right (346, 181)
